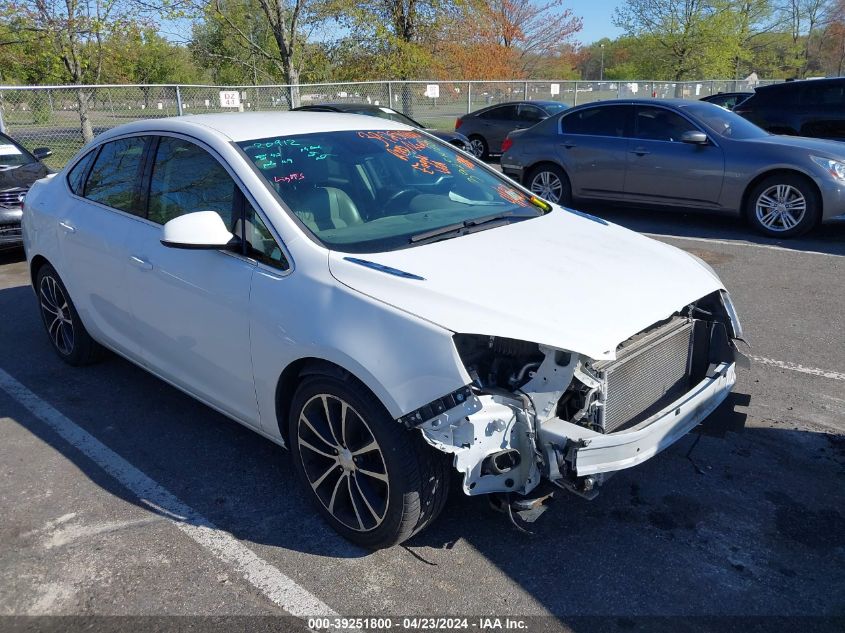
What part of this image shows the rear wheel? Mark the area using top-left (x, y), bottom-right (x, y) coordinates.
top-left (468, 135), bottom-right (488, 160)
top-left (527, 164), bottom-right (572, 206)
top-left (288, 374), bottom-right (449, 549)
top-left (745, 174), bottom-right (820, 238)
top-left (35, 263), bottom-right (102, 365)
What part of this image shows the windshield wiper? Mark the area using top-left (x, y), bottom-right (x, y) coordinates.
top-left (409, 210), bottom-right (536, 245)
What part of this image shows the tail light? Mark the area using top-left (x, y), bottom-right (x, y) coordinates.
top-left (501, 137), bottom-right (513, 153)
top-left (455, 118), bottom-right (463, 130)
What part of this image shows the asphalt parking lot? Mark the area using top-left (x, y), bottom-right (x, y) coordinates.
top-left (0, 207), bottom-right (843, 630)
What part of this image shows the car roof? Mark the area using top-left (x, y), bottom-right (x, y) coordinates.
top-left (756, 77), bottom-right (844, 92)
top-left (298, 103), bottom-right (391, 112)
top-left (92, 111), bottom-right (411, 144)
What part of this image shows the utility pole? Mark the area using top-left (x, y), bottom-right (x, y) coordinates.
top-left (600, 44), bottom-right (606, 81)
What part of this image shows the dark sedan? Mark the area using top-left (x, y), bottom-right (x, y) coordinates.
top-left (292, 103), bottom-right (471, 151)
top-left (500, 99), bottom-right (845, 237)
top-left (1, 133), bottom-right (51, 249)
top-left (455, 100), bottom-right (570, 159)
top-left (699, 91), bottom-right (752, 109)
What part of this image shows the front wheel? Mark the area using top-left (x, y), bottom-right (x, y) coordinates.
top-left (745, 174), bottom-right (820, 238)
top-left (288, 375), bottom-right (449, 549)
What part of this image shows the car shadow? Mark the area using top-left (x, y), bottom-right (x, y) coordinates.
top-left (1, 282), bottom-right (843, 622)
top-left (571, 203), bottom-right (845, 258)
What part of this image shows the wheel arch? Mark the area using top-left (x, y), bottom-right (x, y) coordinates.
top-left (29, 254), bottom-right (51, 288)
top-left (741, 168), bottom-right (823, 220)
top-left (274, 356), bottom-right (392, 448)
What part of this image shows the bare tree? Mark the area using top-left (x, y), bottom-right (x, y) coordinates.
top-left (778, 0), bottom-right (832, 76)
top-left (2, 0), bottom-right (143, 141)
top-left (203, 0), bottom-right (321, 106)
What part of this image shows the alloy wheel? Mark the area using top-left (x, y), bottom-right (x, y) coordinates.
top-left (39, 274), bottom-right (74, 355)
top-left (469, 138), bottom-right (486, 158)
top-left (530, 171), bottom-right (563, 203)
top-left (296, 394), bottom-right (389, 532)
top-left (755, 184), bottom-right (807, 232)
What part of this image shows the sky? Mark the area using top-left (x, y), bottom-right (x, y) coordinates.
top-left (569, 0), bottom-right (625, 45)
top-left (159, 0), bottom-right (627, 48)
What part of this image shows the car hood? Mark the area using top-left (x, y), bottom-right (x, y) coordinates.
top-left (0, 162), bottom-right (47, 198)
top-left (328, 209), bottom-right (724, 361)
top-left (745, 134), bottom-right (845, 156)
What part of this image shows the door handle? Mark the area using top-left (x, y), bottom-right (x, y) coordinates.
top-left (58, 221), bottom-right (76, 233)
top-left (560, 142), bottom-right (577, 149)
top-left (129, 255), bottom-right (153, 271)
top-left (630, 147), bottom-right (650, 156)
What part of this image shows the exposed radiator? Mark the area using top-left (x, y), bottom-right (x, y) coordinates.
top-left (594, 317), bottom-right (694, 433)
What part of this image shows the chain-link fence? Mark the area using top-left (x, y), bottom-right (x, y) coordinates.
top-left (0, 79), bottom-right (781, 169)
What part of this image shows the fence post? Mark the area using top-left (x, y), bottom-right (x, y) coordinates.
top-left (467, 82), bottom-right (471, 113)
top-left (523, 81), bottom-right (528, 100)
top-left (573, 81), bottom-right (578, 106)
top-left (175, 85), bottom-right (184, 116)
top-left (0, 97), bottom-right (5, 134)
top-left (387, 81), bottom-right (393, 107)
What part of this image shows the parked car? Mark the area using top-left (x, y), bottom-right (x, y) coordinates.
top-left (733, 78), bottom-right (845, 141)
top-left (0, 132), bottom-right (51, 249)
top-left (455, 101), bottom-right (570, 159)
top-left (292, 103), bottom-right (471, 152)
top-left (23, 112), bottom-right (743, 547)
top-left (501, 99), bottom-right (845, 237)
top-left (699, 91), bottom-right (752, 109)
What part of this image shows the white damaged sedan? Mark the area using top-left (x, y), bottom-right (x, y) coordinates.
top-left (22, 112), bottom-right (744, 548)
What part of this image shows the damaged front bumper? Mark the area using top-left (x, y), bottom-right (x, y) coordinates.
top-left (540, 361), bottom-right (736, 478)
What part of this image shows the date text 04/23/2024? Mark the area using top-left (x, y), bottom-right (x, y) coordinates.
top-left (307, 617), bottom-right (529, 630)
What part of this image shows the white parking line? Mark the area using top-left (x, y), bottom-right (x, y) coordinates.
top-left (749, 355), bottom-right (845, 381)
top-left (0, 367), bottom-right (337, 618)
top-left (643, 233), bottom-right (843, 258)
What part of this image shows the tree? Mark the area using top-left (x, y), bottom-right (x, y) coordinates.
top-left (187, 0), bottom-right (326, 106)
top-left (777, 0), bottom-right (832, 76)
top-left (0, 0), bottom-right (148, 141)
top-left (614, 0), bottom-right (741, 81)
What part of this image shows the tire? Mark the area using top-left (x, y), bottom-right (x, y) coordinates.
top-left (468, 135), bottom-right (488, 160)
top-left (288, 374), bottom-right (450, 549)
top-left (745, 174), bottom-right (820, 238)
top-left (35, 263), bottom-right (103, 366)
top-left (527, 164), bottom-right (572, 206)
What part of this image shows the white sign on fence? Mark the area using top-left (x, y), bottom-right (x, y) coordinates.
top-left (424, 84), bottom-right (440, 99)
top-left (219, 90), bottom-right (241, 108)
top-left (550, 83), bottom-right (560, 95)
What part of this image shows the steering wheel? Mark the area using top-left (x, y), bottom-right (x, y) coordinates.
top-left (383, 188), bottom-right (418, 209)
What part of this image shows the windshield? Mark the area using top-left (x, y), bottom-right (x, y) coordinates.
top-left (0, 134), bottom-right (34, 168)
top-left (238, 129), bottom-right (545, 253)
top-left (679, 103), bottom-right (769, 140)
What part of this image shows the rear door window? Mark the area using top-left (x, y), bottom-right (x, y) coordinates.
top-left (561, 105), bottom-right (630, 137)
top-left (801, 82), bottom-right (845, 106)
top-left (83, 137), bottom-right (148, 215)
top-left (67, 150), bottom-right (98, 195)
top-left (479, 105), bottom-right (519, 121)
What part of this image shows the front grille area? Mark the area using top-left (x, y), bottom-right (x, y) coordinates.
top-left (0, 188), bottom-right (27, 207)
top-left (594, 318), bottom-right (694, 433)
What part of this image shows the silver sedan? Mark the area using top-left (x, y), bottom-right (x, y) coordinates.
top-left (500, 99), bottom-right (845, 237)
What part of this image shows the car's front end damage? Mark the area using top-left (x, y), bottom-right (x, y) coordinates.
top-left (410, 290), bottom-right (744, 500)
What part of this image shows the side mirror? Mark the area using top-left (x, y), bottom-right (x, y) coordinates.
top-left (33, 147), bottom-right (53, 160)
top-left (681, 131), bottom-right (709, 145)
top-left (161, 211), bottom-right (238, 250)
